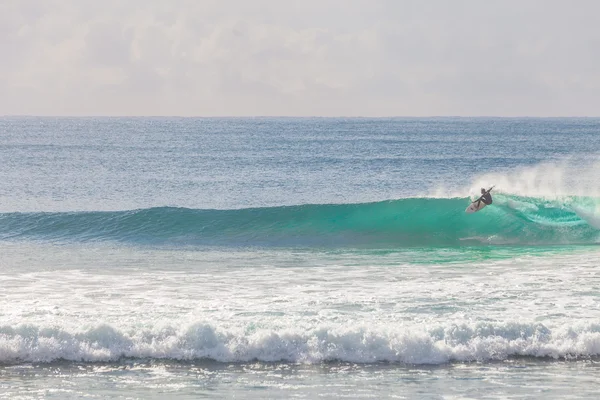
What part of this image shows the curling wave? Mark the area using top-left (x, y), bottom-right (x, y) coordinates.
top-left (0, 195), bottom-right (598, 247)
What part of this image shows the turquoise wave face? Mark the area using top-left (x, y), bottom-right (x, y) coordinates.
top-left (0, 195), bottom-right (598, 247)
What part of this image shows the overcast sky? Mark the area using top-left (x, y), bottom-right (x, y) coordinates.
top-left (1, 0), bottom-right (599, 116)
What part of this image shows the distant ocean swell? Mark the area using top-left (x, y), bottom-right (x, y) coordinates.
top-left (1, 321), bottom-right (600, 364)
top-left (0, 195), bottom-right (598, 247)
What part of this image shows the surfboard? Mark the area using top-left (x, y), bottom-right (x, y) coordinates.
top-left (465, 200), bottom-right (486, 214)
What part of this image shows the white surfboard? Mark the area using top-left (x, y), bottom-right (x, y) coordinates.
top-left (465, 200), bottom-right (486, 214)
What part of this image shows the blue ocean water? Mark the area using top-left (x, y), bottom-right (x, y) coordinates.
top-left (1, 117), bottom-right (600, 399)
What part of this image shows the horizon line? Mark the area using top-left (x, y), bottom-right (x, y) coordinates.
top-left (2, 115), bottom-right (600, 119)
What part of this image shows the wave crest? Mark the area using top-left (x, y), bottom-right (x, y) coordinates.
top-left (0, 195), bottom-right (598, 247)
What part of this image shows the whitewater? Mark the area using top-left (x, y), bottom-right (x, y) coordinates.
top-left (1, 117), bottom-right (600, 399)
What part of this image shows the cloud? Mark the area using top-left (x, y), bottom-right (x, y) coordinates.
top-left (1, 0), bottom-right (599, 116)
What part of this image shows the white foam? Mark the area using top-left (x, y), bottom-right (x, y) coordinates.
top-left (572, 205), bottom-right (600, 229)
top-left (1, 321), bottom-right (600, 364)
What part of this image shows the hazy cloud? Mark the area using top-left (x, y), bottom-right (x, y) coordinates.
top-left (1, 0), bottom-right (599, 116)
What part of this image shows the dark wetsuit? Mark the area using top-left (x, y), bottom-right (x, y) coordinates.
top-left (480, 192), bottom-right (493, 205)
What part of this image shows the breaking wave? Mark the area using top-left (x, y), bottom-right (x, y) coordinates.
top-left (1, 321), bottom-right (600, 364)
top-left (0, 194), bottom-right (598, 247)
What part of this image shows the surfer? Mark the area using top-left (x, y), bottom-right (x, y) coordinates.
top-left (465, 186), bottom-right (494, 213)
top-left (478, 187), bottom-right (493, 206)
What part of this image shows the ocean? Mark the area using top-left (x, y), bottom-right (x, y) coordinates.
top-left (1, 117), bottom-right (599, 399)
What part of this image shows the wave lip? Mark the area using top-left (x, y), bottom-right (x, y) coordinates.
top-left (0, 195), bottom-right (598, 247)
top-left (1, 322), bottom-right (600, 365)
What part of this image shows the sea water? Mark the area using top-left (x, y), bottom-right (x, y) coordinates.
top-left (1, 117), bottom-right (599, 399)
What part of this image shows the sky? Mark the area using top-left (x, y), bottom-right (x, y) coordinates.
top-left (1, 0), bottom-right (599, 117)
